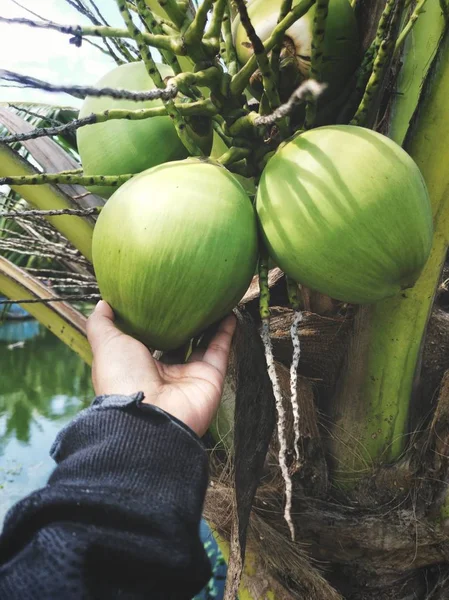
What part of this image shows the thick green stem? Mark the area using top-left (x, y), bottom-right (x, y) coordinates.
top-left (394, 0), bottom-right (429, 56)
top-left (217, 146), bottom-right (251, 166)
top-left (137, 0), bottom-right (183, 73)
top-left (330, 30), bottom-right (449, 486)
top-left (304, 0), bottom-right (329, 129)
top-left (222, 5), bottom-right (239, 76)
top-left (230, 0), bottom-right (316, 97)
top-left (117, 0), bottom-right (203, 155)
top-left (286, 276), bottom-right (301, 311)
top-left (373, 0), bottom-right (397, 50)
top-left (155, 0), bottom-right (188, 28)
top-left (350, 39), bottom-right (393, 126)
top-left (269, 0), bottom-right (293, 80)
top-left (183, 0), bottom-right (213, 44)
top-left (1, 100), bottom-right (218, 145)
top-left (234, 0), bottom-right (282, 111)
top-left (350, 0), bottom-right (405, 126)
top-left (204, 0), bottom-right (226, 51)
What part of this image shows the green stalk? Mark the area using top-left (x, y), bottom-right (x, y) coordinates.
top-left (0, 144), bottom-right (94, 261)
top-left (204, 0), bottom-right (226, 51)
top-left (117, 0), bottom-right (203, 155)
top-left (137, 1), bottom-right (183, 73)
top-left (144, 0), bottom-right (199, 72)
top-left (234, 0), bottom-right (282, 112)
top-left (304, 0), bottom-right (329, 129)
top-left (329, 29), bottom-right (449, 486)
top-left (0, 173), bottom-right (133, 188)
top-left (183, 0), bottom-right (213, 45)
top-left (222, 5), bottom-right (238, 76)
top-left (0, 256), bottom-right (92, 365)
top-left (349, 39), bottom-right (393, 126)
top-left (350, 0), bottom-right (405, 126)
top-left (394, 0), bottom-right (429, 56)
top-left (0, 17), bottom-right (178, 52)
top-left (147, 0), bottom-right (187, 28)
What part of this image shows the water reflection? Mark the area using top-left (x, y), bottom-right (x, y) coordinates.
top-left (0, 323), bottom-right (92, 446)
top-left (0, 321), bottom-right (93, 521)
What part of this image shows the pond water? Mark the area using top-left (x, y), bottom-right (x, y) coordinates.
top-left (0, 319), bottom-right (226, 599)
top-left (0, 320), bottom-right (93, 522)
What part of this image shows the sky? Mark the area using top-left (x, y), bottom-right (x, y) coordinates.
top-left (0, 0), bottom-right (126, 108)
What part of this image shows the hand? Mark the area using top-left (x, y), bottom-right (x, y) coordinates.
top-left (86, 301), bottom-right (236, 437)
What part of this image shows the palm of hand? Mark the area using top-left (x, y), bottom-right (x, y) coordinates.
top-left (87, 301), bottom-right (236, 437)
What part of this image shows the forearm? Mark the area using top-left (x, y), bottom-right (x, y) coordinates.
top-left (0, 393), bottom-right (211, 599)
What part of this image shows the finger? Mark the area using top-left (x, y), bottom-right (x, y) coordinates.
top-left (86, 300), bottom-right (119, 352)
top-left (201, 314), bottom-right (237, 377)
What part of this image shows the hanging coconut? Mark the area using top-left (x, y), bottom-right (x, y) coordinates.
top-left (77, 61), bottom-right (212, 198)
top-left (92, 158), bottom-right (258, 350)
top-left (232, 0), bottom-right (359, 107)
top-left (256, 125), bottom-right (433, 304)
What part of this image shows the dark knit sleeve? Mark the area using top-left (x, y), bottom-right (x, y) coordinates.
top-left (0, 392), bottom-right (212, 600)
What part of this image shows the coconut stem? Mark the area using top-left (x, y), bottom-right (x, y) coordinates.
top-left (173, 67), bottom-right (222, 93)
top-left (269, 0), bottom-right (293, 82)
top-left (0, 173), bottom-right (134, 188)
top-left (230, 0), bottom-right (316, 97)
top-left (373, 0), bottom-right (397, 52)
top-left (350, 39), bottom-right (393, 126)
top-left (0, 69), bottom-right (179, 103)
top-left (1, 100), bottom-right (217, 145)
top-left (233, 0), bottom-right (282, 113)
top-left (136, 1), bottom-right (183, 73)
top-left (184, 0), bottom-right (214, 45)
top-left (259, 251), bottom-right (295, 541)
top-left (394, 0), bottom-right (429, 57)
top-left (0, 16), bottom-right (176, 53)
top-left (156, 0), bottom-right (187, 28)
top-left (117, 0), bottom-right (204, 156)
top-left (304, 0), bottom-right (330, 129)
top-left (222, 5), bottom-right (239, 76)
top-left (217, 147), bottom-right (251, 166)
top-left (204, 0), bottom-right (227, 51)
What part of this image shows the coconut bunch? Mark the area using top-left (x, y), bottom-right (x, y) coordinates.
top-left (74, 3), bottom-right (431, 350)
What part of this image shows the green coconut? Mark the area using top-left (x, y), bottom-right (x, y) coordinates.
top-left (232, 0), bottom-right (359, 105)
top-left (92, 158), bottom-right (258, 350)
top-left (77, 61), bottom-right (212, 198)
top-left (256, 125), bottom-right (433, 304)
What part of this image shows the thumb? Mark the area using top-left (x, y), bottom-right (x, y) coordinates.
top-left (86, 300), bottom-right (119, 352)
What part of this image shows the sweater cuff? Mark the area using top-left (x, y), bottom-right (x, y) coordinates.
top-left (49, 392), bottom-right (208, 501)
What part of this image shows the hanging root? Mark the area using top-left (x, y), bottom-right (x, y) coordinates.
top-left (286, 277), bottom-right (303, 464)
top-left (290, 310), bottom-right (303, 464)
top-left (259, 255), bottom-right (295, 540)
